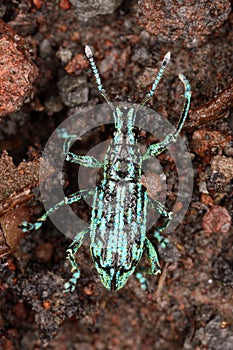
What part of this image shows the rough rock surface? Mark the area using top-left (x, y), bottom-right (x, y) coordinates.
top-left (136, 0), bottom-right (231, 48)
top-left (70, 0), bottom-right (123, 21)
top-left (0, 19), bottom-right (38, 117)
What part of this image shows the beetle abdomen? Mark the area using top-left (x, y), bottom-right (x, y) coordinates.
top-left (90, 179), bottom-right (147, 290)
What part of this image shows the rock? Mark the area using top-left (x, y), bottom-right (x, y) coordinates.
top-left (0, 19), bottom-right (38, 117)
top-left (136, 0), bottom-right (231, 48)
top-left (57, 75), bottom-right (89, 107)
top-left (70, 0), bottom-right (123, 21)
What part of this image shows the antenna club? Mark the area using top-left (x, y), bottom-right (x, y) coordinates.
top-left (163, 51), bottom-right (171, 64)
top-left (178, 73), bottom-right (191, 94)
top-left (85, 45), bottom-right (93, 59)
top-left (178, 73), bottom-right (186, 84)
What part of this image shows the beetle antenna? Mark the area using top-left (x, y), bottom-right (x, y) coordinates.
top-left (85, 45), bottom-right (114, 110)
top-left (140, 51), bottom-right (171, 106)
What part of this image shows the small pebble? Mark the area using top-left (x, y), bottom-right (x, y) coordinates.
top-left (202, 205), bottom-right (231, 234)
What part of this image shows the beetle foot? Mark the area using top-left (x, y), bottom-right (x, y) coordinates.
top-left (20, 221), bottom-right (43, 232)
top-left (135, 272), bottom-right (149, 290)
top-left (154, 230), bottom-right (170, 249)
top-left (63, 269), bottom-right (80, 293)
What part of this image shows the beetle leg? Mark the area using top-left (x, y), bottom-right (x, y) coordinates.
top-left (56, 128), bottom-right (79, 154)
top-left (149, 198), bottom-right (173, 232)
top-left (148, 198), bottom-right (172, 248)
top-left (57, 130), bottom-right (104, 168)
top-left (135, 237), bottom-right (161, 290)
top-left (153, 230), bottom-right (169, 250)
top-left (142, 74), bottom-right (191, 161)
top-left (63, 134), bottom-right (79, 155)
top-left (65, 152), bottom-right (104, 168)
top-left (63, 228), bottom-right (89, 293)
top-left (64, 136), bottom-right (104, 168)
top-left (144, 237), bottom-right (161, 275)
top-left (135, 272), bottom-right (148, 290)
top-left (21, 189), bottom-right (94, 232)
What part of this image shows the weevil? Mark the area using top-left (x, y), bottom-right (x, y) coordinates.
top-left (21, 46), bottom-right (191, 291)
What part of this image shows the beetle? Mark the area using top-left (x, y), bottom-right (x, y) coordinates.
top-left (21, 46), bottom-right (191, 291)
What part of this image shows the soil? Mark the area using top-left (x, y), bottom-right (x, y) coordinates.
top-left (0, 1), bottom-right (233, 349)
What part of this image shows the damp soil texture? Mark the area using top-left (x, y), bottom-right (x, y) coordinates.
top-left (0, 1), bottom-right (233, 349)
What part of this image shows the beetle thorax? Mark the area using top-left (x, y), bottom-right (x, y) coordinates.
top-left (104, 139), bottom-right (142, 181)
